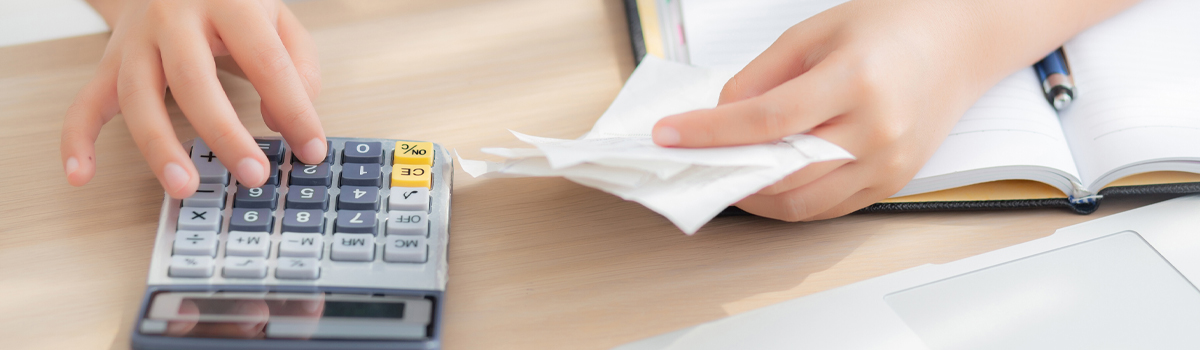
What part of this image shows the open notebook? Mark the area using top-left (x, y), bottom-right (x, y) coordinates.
top-left (624, 0), bottom-right (1200, 213)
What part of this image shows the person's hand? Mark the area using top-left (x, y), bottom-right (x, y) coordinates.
top-left (650, 0), bottom-right (1137, 221)
top-left (61, 0), bottom-right (325, 198)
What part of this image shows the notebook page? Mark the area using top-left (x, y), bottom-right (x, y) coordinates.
top-left (898, 69), bottom-right (1079, 196)
top-left (1058, 0), bottom-right (1200, 190)
top-left (680, 0), bottom-right (848, 70)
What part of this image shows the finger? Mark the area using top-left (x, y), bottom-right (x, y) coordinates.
top-left (159, 24), bottom-right (269, 188)
top-left (261, 5), bottom-right (319, 134)
top-left (185, 301), bottom-right (269, 339)
top-left (165, 299), bottom-right (200, 336)
top-left (756, 159), bottom-right (851, 196)
top-left (718, 19), bottom-right (832, 105)
top-left (652, 59), bottom-right (854, 148)
top-left (61, 56), bottom-right (121, 186)
top-left (261, 102), bottom-right (279, 132)
top-left (735, 163), bottom-right (867, 222)
top-left (211, 2), bottom-right (326, 164)
top-left (807, 187), bottom-right (889, 221)
top-left (276, 4), bottom-right (321, 99)
top-left (117, 48), bottom-right (199, 199)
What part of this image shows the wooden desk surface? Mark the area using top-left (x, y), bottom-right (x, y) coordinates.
top-left (0, 1), bottom-right (1180, 349)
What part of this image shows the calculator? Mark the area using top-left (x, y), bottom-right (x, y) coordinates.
top-left (130, 137), bottom-right (451, 350)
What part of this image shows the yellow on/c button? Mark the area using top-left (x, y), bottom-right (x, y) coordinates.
top-left (391, 164), bottom-right (432, 188)
top-left (394, 141), bottom-right (433, 165)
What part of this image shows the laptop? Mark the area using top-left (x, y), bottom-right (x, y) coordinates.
top-left (617, 194), bottom-right (1200, 349)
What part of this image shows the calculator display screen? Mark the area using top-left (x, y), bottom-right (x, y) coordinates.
top-left (144, 292), bottom-right (431, 340)
top-left (323, 301), bottom-right (405, 318)
top-left (180, 298), bottom-right (405, 319)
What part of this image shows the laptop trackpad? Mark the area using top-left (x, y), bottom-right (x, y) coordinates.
top-left (885, 231), bottom-right (1200, 350)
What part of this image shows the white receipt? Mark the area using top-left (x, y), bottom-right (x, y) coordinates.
top-left (459, 56), bottom-right (853, 234)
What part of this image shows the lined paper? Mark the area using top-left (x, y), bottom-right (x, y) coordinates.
top-left (1059, 0), bottom-right (1200, 190)
top-left (680, 0), bottom-right (848, 70)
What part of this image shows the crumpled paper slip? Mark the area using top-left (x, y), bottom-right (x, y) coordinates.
top-left (457, 56), bottom-right (854, 234)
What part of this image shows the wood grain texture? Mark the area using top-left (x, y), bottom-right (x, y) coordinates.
top-left (0, 1), bottom-right (1182, 349)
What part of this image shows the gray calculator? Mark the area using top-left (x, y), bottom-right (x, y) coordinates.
top-left (131, 137), bottom-right (451, 350)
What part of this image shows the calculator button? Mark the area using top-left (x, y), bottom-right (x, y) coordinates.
top-left (229, 208), bottom-right (274, 233)
top-left (289, 163), bottom-right (332, 187)
top-left (341, 163), bottom-right (382, 187)
top-left (331, 233), bottom-right (375, 261)
top-left (191, 139), bottom-right (229, 185)
top-left (182, 183), bottom-right (227, 209)
top-left (264, 162), bottom-right (281, 186)
top-left (226, 231), bottom-right (271, 257)
top-left (234, 185), bottom-right (278, 209)
top-left (384, 236), bottom-right (427, 263)
top-left (173, 231), bottom-right (218, 256)
top-left (254, 139), bottom-right (285, 162)
top-left (386, 211), bottom-right (428, 236)
top-left (223, 257), bottom-right (268, 279)
top-left (393, 141), bottom-right (433, 165)
top-left (291, 140), bottom-right (333, 164)
top-left (279, 232), bottom-right (323, 258)
top-left (343, 141), bottom-right (383, 164)
top-left (169, 255), bottom-right (214, 278)
top-left (177, 207), bottom-right (221, 232)
top-left (338, 186), bottom-right (380, 210)
top-left (388, 187), bottom-right (429, 211)
top-left (276, 258), bottom-right (320, 279)
top-left (282, 209), bottom-right (325, 233)
top-left (335, 210), bottom-right (378, 234)
top-left (286, 186), bottom-right (328, 210)
top-left (391, 164), bottom-right (432, 188)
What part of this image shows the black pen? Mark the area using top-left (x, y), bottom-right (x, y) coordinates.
top-left (1033, 47), bottom-right (1076, 111)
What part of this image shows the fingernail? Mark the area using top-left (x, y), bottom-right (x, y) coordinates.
top-left (653, 126), bottom-right (680, 146)
top-left (163, 162), bottom-right (189, 192)
top-left (237, 157), bottom-right (265, 185)
top-left (301, 138), bottom-right (326, 163)
top-left (64, 157), bottom-right (79, 176)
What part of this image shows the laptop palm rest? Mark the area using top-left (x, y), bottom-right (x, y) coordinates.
top-left (885, 231), bottom-right (1200, 350)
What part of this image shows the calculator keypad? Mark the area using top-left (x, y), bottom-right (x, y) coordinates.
top-left (167, 138), bottom-right (437, 280)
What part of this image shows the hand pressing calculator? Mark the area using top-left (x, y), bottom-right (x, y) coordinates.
top-left (131, 137), bottom-right (451, 350)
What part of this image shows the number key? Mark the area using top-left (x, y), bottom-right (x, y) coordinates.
top-left (339, 186), bottom-right (379, 210)
top-left (289, 162), bottom-right (332, 187)
top-left (234, 185), bottom-right (277, 209)
top-left (343, 141), bottom-right (383, 164)
top-left (229, 208), bottom-right (273, 233)
top-left (335, 210), bottom-right (378, 234)
top-left (286, 186), bottom-right (328, 210)
top-left (341, 163), bottom-right (382, 187)
top-left (282, 209), bottom-right (325, 233)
